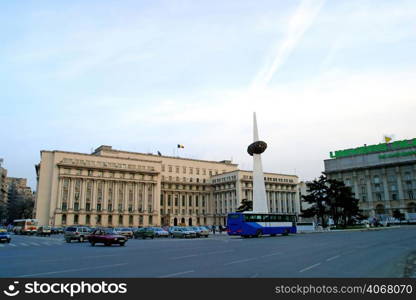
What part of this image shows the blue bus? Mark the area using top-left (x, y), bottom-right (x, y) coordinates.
top-left (227, 212), bottom-right (297, 238)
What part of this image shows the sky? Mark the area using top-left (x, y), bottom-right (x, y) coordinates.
top-left (1, 0), bottom-right (415, 190)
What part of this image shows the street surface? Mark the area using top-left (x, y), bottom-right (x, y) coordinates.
top-left (1, 226), bottom-right (415, 278)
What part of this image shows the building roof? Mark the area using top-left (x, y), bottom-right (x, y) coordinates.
top-left (92, 145), bottom-right (239, 167)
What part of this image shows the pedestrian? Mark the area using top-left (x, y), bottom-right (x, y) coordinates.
top-left (212, 225), bottom-right (216, 235)
top-left (219, 225), bottom-right (223, 234)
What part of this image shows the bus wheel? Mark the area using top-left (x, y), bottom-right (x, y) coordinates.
top-left (242, 235), bottom-right (248, 238)
top-left (271, 234), bottom-right (276, 237)
top-left (282, 229), bottom-right (289, 236)
top-left (255, 230), bottom-right (262, 238)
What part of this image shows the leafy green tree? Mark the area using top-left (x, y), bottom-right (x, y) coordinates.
top-left (392, 209), bottom-right (405, 223)
top-left (301, 174), bottom-right (331, 227)
top-left (236, 198), bottom-right (252, 212)
top-left (302, 174), bottom-right (361, 228)
top-left (327, 179), bottom-right (360, 227)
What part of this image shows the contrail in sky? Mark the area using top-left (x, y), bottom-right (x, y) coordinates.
top-left (251, 0), bottom-right (326, 90)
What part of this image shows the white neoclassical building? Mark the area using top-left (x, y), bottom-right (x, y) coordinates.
top-left (35, 145), bottom-right (300, 227)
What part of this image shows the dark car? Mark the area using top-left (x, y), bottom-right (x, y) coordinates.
top-left (88, 228), bottom-right (127, 246)
top-left (0, 231), bottom-right (11, 243)
top-left (134, 227), bottom-right (155, 239)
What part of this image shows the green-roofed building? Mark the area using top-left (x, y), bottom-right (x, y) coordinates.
top-left (324, 138), bottom-right (416, 220)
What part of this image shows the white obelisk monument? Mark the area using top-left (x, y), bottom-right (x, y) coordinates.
top-left (247, 112), bottom-right (269, 213)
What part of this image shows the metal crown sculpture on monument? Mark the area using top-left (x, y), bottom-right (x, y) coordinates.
top-left (247, 112), bottom-right (269, 213)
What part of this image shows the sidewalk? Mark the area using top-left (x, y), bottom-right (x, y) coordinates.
top-left (298, 225), bottom-right (402, 234)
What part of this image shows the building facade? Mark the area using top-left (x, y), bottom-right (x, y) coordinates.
top-left (211, 170), bottom-right (299, 225)
top-left (0, 164), bottom-right (8, 223)
top-left (35, 145), bottom-right (300, 227)
top-left (5, 177), bottom-right (35, 222)
top-left (324, 138), bottom-right (416, 220)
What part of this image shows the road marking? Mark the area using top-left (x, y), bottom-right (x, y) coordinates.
top-left (326, 255), bottom-right (340, 262)
top-left (261, 252), bottom-right (282, 258)
top-left (17, 263), bottom-right (129, 277)
top-left (158, 270), bottom-right (195, 278)
top-left (250, 273), bottom-right (259, 278)
top-left (299, 263), bottom-right (321, 273)
top-left (30, 242), bottom-right (40, 246)
top-left (42, 242), bottom-right (51, 246)
top-left (172, 254), bottom-right (199, 260)
top-left (20, 243), bottom-right (28, 247)
top-left (9, 243), bottom-right (17, 247)
top-left (171, 250), bottom-right (233, 260)
top-left (224, 258), bottom-right (257, 266)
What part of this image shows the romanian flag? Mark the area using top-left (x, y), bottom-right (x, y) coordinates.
top-left (177, 144), bottom-right (184, 149)
top-left (384, 136), bottom-right (392, 143)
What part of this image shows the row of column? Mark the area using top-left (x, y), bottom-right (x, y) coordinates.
top-left (351, 168), bottom-right (407, 208)
top-left (57, 177), bottom-right (156, 213)
top-left (268, 191), bottom-right (298, 214)
top-left (160, 192), bottom-right (208, 212)
top-left (213, 191), bottom-right (298, 214)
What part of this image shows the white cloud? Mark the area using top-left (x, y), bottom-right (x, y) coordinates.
top-left (251, 0), bottom-right (326, 91)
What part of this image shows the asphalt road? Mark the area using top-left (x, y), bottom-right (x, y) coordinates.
top-left (1, 226), bottom-right (415, 278)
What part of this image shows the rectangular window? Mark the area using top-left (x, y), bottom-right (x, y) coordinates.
top-left (62, 202), bottom-right (67, 211)
top-left (74, 202), bottom-right (79, 211)
top-left (183, 167), bottom-right (186, 173)
top-left (176, 166), bottom-right (179, 173)
top-left (108, 204), bottom-right (112, 211)
top-left (97, 203), bottom-right (101, 211)
top-left (86, 203), bottom-right (91, 211)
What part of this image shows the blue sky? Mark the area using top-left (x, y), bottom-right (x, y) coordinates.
top-left (1, 0), bottom-right (415, 189)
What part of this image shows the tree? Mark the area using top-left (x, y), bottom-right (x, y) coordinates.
top-left (327, 179), bottom-right (360, 227)
top-left (0, 203), bottom-right (7, 225)
top-left (301, 174), bottom-right (331, 227)
top-left (301, 174), bottom-right (361, 228)
top-left (236, 198), bottom-right (252, 212)
top-left (392, 209), bottom-right (405, 223)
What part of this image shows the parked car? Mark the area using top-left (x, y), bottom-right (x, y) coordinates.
top-left (114, 228), bottom-right (134, 239)
top-left (171, 227), bottom-right (197, 238)
top-left (192, 226), bottom-right (209, 238)
top-left (151, 227), bottom-right (169, 238)
top-left (0, 230), bottom-right (11, 243)
top-left (88, 228), bottom-right (127, 246)
top-left (134, 227), bottom-right (155, 239)
top-left (168, 226), bottom-right (179, 237)
top-left (64, 226), bottom-right (92, 243)
top-left (36, 226), bottom-right (52, 237)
